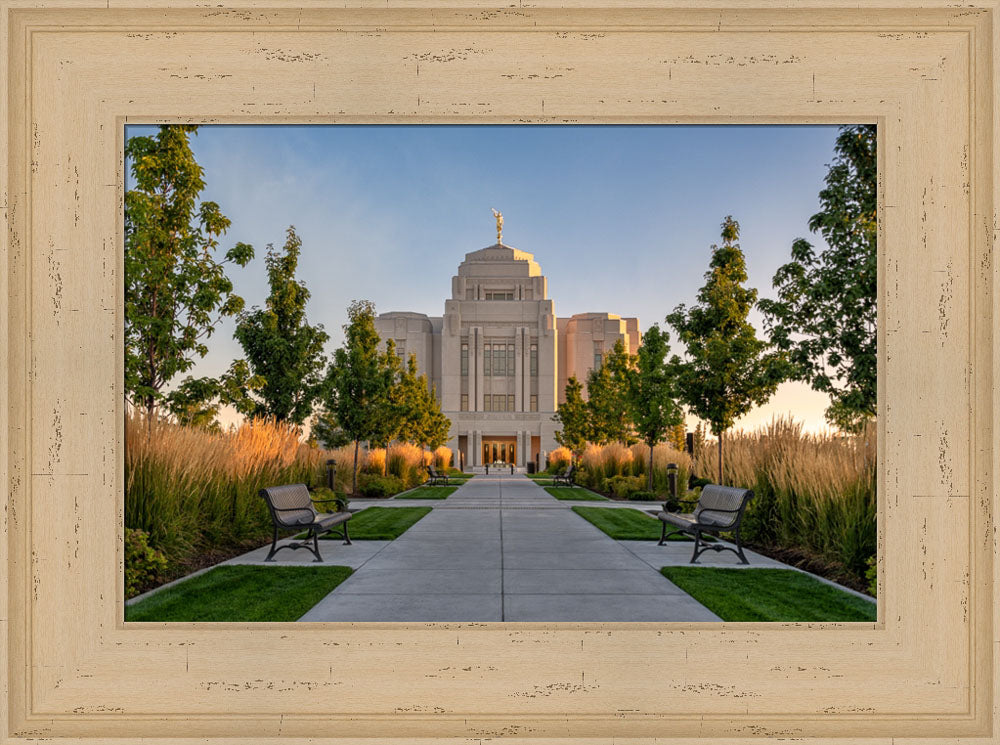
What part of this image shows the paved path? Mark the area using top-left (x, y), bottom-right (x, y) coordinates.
top-left (296, 474), bottom-right (734, 622)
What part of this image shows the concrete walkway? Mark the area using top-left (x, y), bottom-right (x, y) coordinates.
top-left (295, 474), bottom-right (730, 622)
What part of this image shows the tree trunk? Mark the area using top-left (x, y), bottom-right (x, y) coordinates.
top-left (717, 430), bottom-right (724, 485)
top-left (352, 440), bottom-right (360, 497)
top-left (648, 443), bottom-right (654, 492)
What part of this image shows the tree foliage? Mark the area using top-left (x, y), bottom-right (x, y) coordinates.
top-left (585, 339), bottom-right (636, 446)
top-left (553, 376), bottom-right (589, 461)
top-left (624, 324), bottom-right (684, 491)
top-left (323, 300), bottom-right (397, 496)
top-left (232, 226), bottom-right (329, 425)
top-left (124, 125), bottom-right (253, 417)
top-left (390, 353), bottom-right (451, 451)
top-left (308, 407), bottom-right (353, 449)
top-left (666, 216), bottom-right (787, 483)
top-left (758, 124), bottom-right (877, 433)
top-left (164, 376), bottom-right (224, 431)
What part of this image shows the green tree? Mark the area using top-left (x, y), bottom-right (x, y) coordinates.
top-left (418, 383), bottom-right (451, 452)
top-left (125, 125), bottom-right (254, 418)
top-left (625, 325), bottom-right (684, 492)
top-left (553, 376), bottom-right (589, 463)
top-left (394, 354), bottom-right (450, 451)
top-left (666, 422), bottom-right (687, 453)
top-left (217, 358), bottom-right (265, 418)
top-left (323, 300), bottom-right (396, 496)
top-left (369, 342), bottom-right (404, 476)
top-left (666, 216), bottom-right (787, 484)
top-left (233, 226), bottom-right (329, 425)
top-left (585, 339), bottom-right (636, 445)
top-left (164, 376), bottom-right (223, 431)
top-left (758, 124), bottom-right (877, 433)
top-left (309, 407), bottom-right (352, 449)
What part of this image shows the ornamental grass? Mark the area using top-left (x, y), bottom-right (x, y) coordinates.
top-left (125, 411), bottom-right (334, 577)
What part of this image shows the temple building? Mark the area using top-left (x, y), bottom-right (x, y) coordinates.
top-left (374, 220), bottom-right (639, 470)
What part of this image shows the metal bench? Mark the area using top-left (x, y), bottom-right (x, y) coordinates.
top-left (259, 483), bottom-right (352, 563)
top-left (426, 464), bottom-right (451, 486)
top-left (657, 484), bottom-right (754, 564)
top-left (553, 463), bottom-right (575, 486)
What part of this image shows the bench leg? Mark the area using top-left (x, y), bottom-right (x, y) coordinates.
top-left (342, 519), bottom-right (352, 546)
top-left (264, 525), bottom-right (281, 562)
top-left (690, 530), bottom-right (706, 564)
top-left (733, 525), bottom-right (749, 565)
top-left (658, 521), bottom-right (668, 546)
top-left (309, 528), bottom-right (323, 562)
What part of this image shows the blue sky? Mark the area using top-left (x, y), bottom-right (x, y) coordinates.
top-left (126, 124), bottom-right (847, 433)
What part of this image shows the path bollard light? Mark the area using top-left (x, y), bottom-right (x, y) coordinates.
top-left (326, 459), bottom-right (336, 490)
top-left (667, 462), bottom-right (678, 503)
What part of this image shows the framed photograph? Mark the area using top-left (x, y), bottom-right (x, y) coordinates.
top-left (1, 1), bottom-right (996, 742)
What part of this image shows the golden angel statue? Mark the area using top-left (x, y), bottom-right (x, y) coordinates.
top-left (491, 208), bottom-right (503, 244)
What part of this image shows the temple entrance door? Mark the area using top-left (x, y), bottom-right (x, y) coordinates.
top-left (481, 438), bottom-right (517, 465)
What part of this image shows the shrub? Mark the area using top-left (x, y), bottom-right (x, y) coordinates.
top-left (629, 490), bottom-right (660, 501)
top-left (363, 447), bottom-right (386, 475)
top-left (308, 486), bottom-right (350, 512)
top-left (357, 473), bottom-right (405, 498)
top-left (124, 528), bottom-right (168, 599)
top-left (865, 555), bottom-right (877, 597)
top-left (433, 446), bottom-right (453, 471)
top-left (548, 447), bottom-right (572, 472)
top-left (605, 474), bottom-right (646, 499)
top-left (385, 443), bottom-right (427, 488)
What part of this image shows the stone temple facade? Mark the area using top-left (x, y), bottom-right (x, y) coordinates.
top-left (374, 243), bottom-right (640, 470)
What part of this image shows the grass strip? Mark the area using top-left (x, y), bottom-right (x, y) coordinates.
top-left (544, 486), bottom-right (607, 501)
top-left (125, 565), bottom-right (352, 622)
top-left (660, 567), bottom-right (877, 622)
top-left (396, 486), bottom-right (458, 500)
top-left (571, 506), bottom-right (692, 541)
top-left (319, 506), bottom-right (432, 540)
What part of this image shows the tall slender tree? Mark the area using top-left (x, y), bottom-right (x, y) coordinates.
top-left (666, 216), bottom-right (787, 483)
top-left (553, 376), bottom-right (589, 463)
top-left (758, 124), bottom-right (877, 433)
top-left (625, 325), bottom-right (684, 492)
top-left (124, 125), bottom-right (253, 418)
top-left (323, 300), bottom-right (396, 496)
top-left (232, 226), bottom-right (329, 425)
top-left (585, 339), bottom-right (636, 446)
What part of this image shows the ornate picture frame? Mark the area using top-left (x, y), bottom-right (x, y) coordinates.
top-left (1, 1), bottom-right (997, 741)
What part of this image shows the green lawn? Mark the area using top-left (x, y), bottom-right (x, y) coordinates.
top-left (660, 567), bottom-right (877, 622)
top-left (572, 506), bottom-right (692, 540)
top-left (397, 486), bottom-right (458, 499)
top-left (125, 565), bottom-right (352, 622)
top-left (321, 506), bottom-right (432, 540)
top-left (544, 486), bottom-right (607, 501)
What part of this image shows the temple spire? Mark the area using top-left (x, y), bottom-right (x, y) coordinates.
top-left (491, 208), bottom-right (503, 244)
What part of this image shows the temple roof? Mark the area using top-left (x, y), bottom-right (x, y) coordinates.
top-left (457, 243), bottom-right (542, 277)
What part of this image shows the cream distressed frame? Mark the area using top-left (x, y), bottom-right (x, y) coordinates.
top-left (1, 1), bottom-right (997, 742)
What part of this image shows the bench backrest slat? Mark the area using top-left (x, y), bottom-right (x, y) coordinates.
top-left (694, 485), bottom-right (752, 529)
top-left (260, 484), bottom-right (316, 527)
